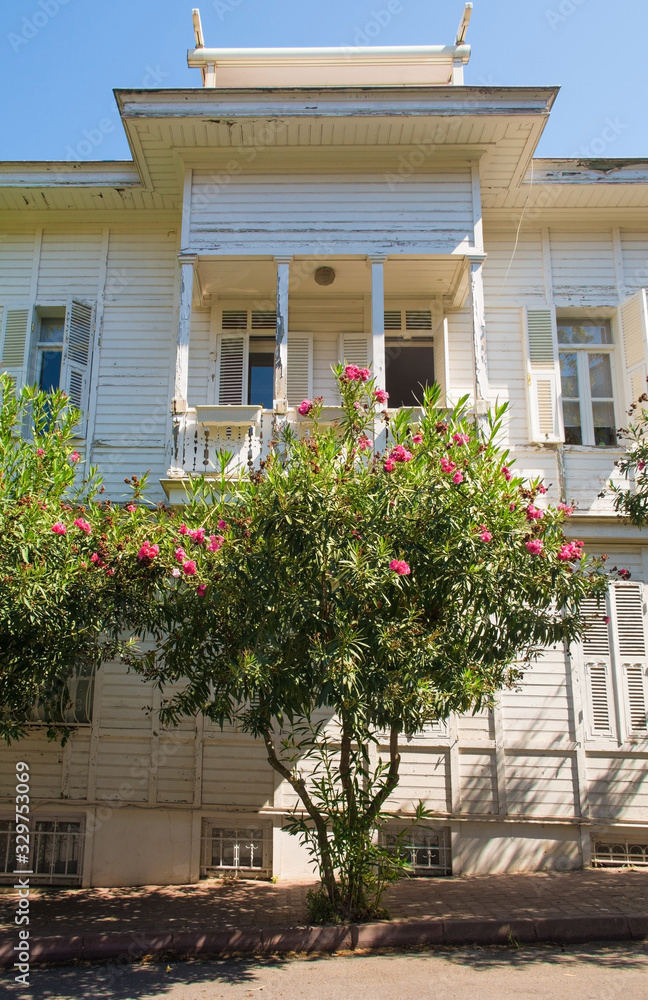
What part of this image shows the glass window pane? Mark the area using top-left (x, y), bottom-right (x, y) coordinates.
top-left (563, 401), bottom-right (583, 445)
top-left (592, 402), bottom-right (617, 447)
top-left (557, 322), bottom-right (612, 345)
top-left (39, 350), bottom-right (62, 392)
top-left (248, 352), bottom-right (274, 409)
top-left (588, 353), bottom-right (613, 398)
top-left (385, 343), bottom-right (435, 407)
top-left (559, 353), bottom-right (579, 398)
top-left (39, 318), bottom-right (65, 344)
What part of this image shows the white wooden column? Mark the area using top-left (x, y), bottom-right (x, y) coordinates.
top-left (467, 251), bottom-right (489, 415)
top-left (173, 254), bottom-right (196, 410)
top-left (274, 256), bottom-right (291, 412)
top-left (370, 256), bottom-right (386, 390)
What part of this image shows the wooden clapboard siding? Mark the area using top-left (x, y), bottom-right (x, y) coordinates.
top-left (563, 449), bottom-right (624, 513)
top-left (501, 647), bottom-right (574, 747)
top-left (187, 307), bottom-right (212, 405)
top-left (190, 172), bottom-right (474, 251)
top-left (312, 332), bottom-right (341, 402)
top-left (620, 231), bottom-right (648, 292)
top-left (482, 231), bottom-right (545, 300)
top-left (99, 661), bottom-right (155, 731)
top-left (67, 733), bottom-right (91, 801)
top-left (157, 738), bottom-right (196, 804)
top-left (0, 232), bottom-right (37, 299)
top-left (506, 753), bottom-right (579, 818)
top-left (587, 756), bottom-right (648, 820)
top-left (445, 306), bottom-right (474, 402)
top-left (94, 738), bottom-right (152, 801)
top-left (549, 231), bottom-right (618, 300)
top-left (36, 231), bottom-right (104, 299)
top-left (457, 710), bottom-right (494, 742)
top-left (201, 738), bottom-right (275, 808)
top-left (386, 749), bottom-right (450, 812)
top-left (459, 751), bottom-right (497, 814)
top-left (485, 307), bottom-right (528, 445)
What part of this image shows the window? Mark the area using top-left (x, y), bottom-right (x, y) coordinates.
top-left (247, 337), bottom-right (274, 410)
top-left (200, 821), bottom-right (272, 878)
top-left (37, 317), bottom-right (65, 392)
top-left (381, 826), bottom-right (451, 876)
top-left (558, 320), bottom-right (616, 446)
top-left (0, 818), bottom-right (84, 886)
top-left (384, 309), bottom-right (435, 408)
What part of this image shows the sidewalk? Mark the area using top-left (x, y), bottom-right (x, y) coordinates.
top-left (1, 869), bottom-right (647, 966)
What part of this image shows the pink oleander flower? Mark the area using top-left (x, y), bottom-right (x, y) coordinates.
top-left (358, 434), bottom-right (371, 451)
top-left (383, 458), bottom-right (395, 473)
top-left (619, 568), bottom-right (631, 580)
top-left (69, 450), bottom-right (81, 464)
top-left (138, 542), bottom-right (159, 562)
top-left (603, 615), bottom-right (611, 625)
top-left (189, 527), bottom-right (206, 545)
top-left (175, 547), bottom-right (187, 563)
top-left (298, 399), bottom-right (313, 416)
top-left (390, 559), bottom-right (411, 576)
top-left (73, 518), bottom-right (92, 536)
top-left (502, 466), bottom-right (512, 482)
top-left (105, 567), bottom-right (115, 577)
top-left (171, 567), bottom-right (181, 578)
top-left (359, 367), bottom-right (371, 382)
top-left (182, 560), bottom-right (197, 576)
top-left (537, 485), bottom-right (548, 495)
top-left (480, 530), bottom-right (492, 543)
top-left (344, 365), bottom-right (361, 381)
top-left (557, 544), bottom-right (576, 562)
top-left (557, 502), bottom-right (574, 516)
top-left (217, 519), bottom-right (227, 531)
top-left (509, 503), bottom-right (516, 512)
top-left (452, 471), bottom-right (464, 485)
top-left (411, 434), bottom-right (423, 445)
top-left (51, 522), bottom-right (67, 535)
top-left (440, 456), bottom-right (457, 474)
top-left (374, 389), bottom-right (389, 405)
top-left (207, 534), bottom-right (224, 552)
top-left (90, 552), bottom-right (101, 565)
top-left (638, 460), bottom-right (646, 471)
top-left (525, 539), bottom-right (544, 556)
top-left (126, 504), bottom-right (137, 513)
top-left (36, 447), bottom-right (45, 458)
top-left (453, 433), bottom-right (470, 446)
top-left (525, 504), bottom-right (544, 522)
top-left (390, 445), bottom-right (413, 463)
top-left (179, 524), bottom-right (188, 535)
top-left (197, 583), bottom-right (207, 597)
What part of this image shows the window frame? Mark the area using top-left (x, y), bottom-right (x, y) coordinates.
top-left (0, 814), bottom-right (85, 886)
top-left (557, 316), bottom-right (619, 448)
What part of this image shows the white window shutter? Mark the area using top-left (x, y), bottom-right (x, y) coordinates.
top-left (339, 333), bottom-right (369, 369)
top-left (61, 298), bottom-right (94, 435)
top-left (618, 290), bottom-right (648, 406)
top-left (586, 662), bottom-right (613, 736)
top-left (614, 584), bottom-right (648, 737)
top-left (580, 595), bottom-right (614, 738)
top-left (523, 308), bottom-right (564, 444)
top-left (0, 306), bottom-right (31, 395)
top-left (286, 334), bottom-right (312, 406)
top-left (217, 334), bottom-right (248, 405)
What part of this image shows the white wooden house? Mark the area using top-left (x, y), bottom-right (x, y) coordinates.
top-left (1, 8), bottom-right (648, 887)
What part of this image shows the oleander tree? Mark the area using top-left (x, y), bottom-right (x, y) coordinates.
top-left (1, 368), bottom-right (613, 922)
top-left (611, 380), bottom-right (648, 525)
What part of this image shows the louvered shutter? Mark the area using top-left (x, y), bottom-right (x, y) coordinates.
top-left (339, 333), bottom-right (369, 369)
top-left (523, 308), bottom-right (564, 444)
top-left (61, 298), bottom-right (94, 436)
top-left (581, 596), bottom-right (614, 738)
top-left (614, 584), bottom-right (648, 737)
top-left (286, 334), bottom-right (312, 406)
top-left (618, 290), bottom-right (648, 406)
top-left (0, 306), bottom-right (31, 394)
top-left (217, 335), bottom-right (247, 405)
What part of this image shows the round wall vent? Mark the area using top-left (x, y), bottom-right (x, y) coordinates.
top-left (314, 266), bottom-right (336, 286)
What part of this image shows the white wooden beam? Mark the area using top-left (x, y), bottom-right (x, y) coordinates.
top-left (173, 254), bottom-right (197, 408)
top-left (274, 256), bottom-right (291, 411)
top-left (467, 252), bottom-right (489, 413)
top-left (370, 255), bottom-right (386, 390)
top-left (471, 161), bottom-right (484, 254)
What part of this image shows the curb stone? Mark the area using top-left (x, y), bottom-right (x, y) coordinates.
top-left (0, 913), bottom-right (646, 968)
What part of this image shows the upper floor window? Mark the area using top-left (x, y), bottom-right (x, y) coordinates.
top-left (37, 316), bottom-right (65, 393)
top-left (558, 319), bottom-right (616, 447)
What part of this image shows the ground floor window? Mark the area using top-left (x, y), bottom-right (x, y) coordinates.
top-left (200, 821), bottom-right (272, 878)
top-left (592, 836), bottom-right (648, 868)
top-left (385, 339), bottom-right (435, 408)
top-left (0, 818), bottom-right (84, 886)
top-left (381, 826), bottom-right (452, 876)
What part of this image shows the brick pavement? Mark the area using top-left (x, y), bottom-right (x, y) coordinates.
top-left (1, 868), bottom-right (647, 938)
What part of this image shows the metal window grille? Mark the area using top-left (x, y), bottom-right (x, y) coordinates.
top-left (592, 839), bottom-right (648, 868)
top-left (200, 823), bottom-right (272, 878)
top-left (25, 673), bottom-right (94, 726)
top-left (382, 826), bottom-right (452, 876)
top-left (0, 819), bottom-right (84, 885)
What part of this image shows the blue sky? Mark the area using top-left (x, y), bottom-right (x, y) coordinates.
top-left (0, 0), bottom-right (646, 162)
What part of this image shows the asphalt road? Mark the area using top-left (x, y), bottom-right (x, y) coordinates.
top-left (2, 944), bottom-right (647, 1000)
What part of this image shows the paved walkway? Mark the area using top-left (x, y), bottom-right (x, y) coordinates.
top-left (2, 869), bottom-right (648, 934)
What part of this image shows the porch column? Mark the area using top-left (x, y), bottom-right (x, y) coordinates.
top-left (370, 256), bottom-right (386, 390)
top-left (172, 254), bottom-right (196, 411)
top-left (274, 255), bottom-right (291, 412)
top-left (467, 251), bottom-right (489, 416)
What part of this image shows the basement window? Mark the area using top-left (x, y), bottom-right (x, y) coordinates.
top-left (381, 826), bottom-right (452, 876)
top-left (0, 818), bottom-right (84, 886)
top-left (592, 838), bottom-right (648, 868)
top-left (200, 821), bottom-right (272, 878)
